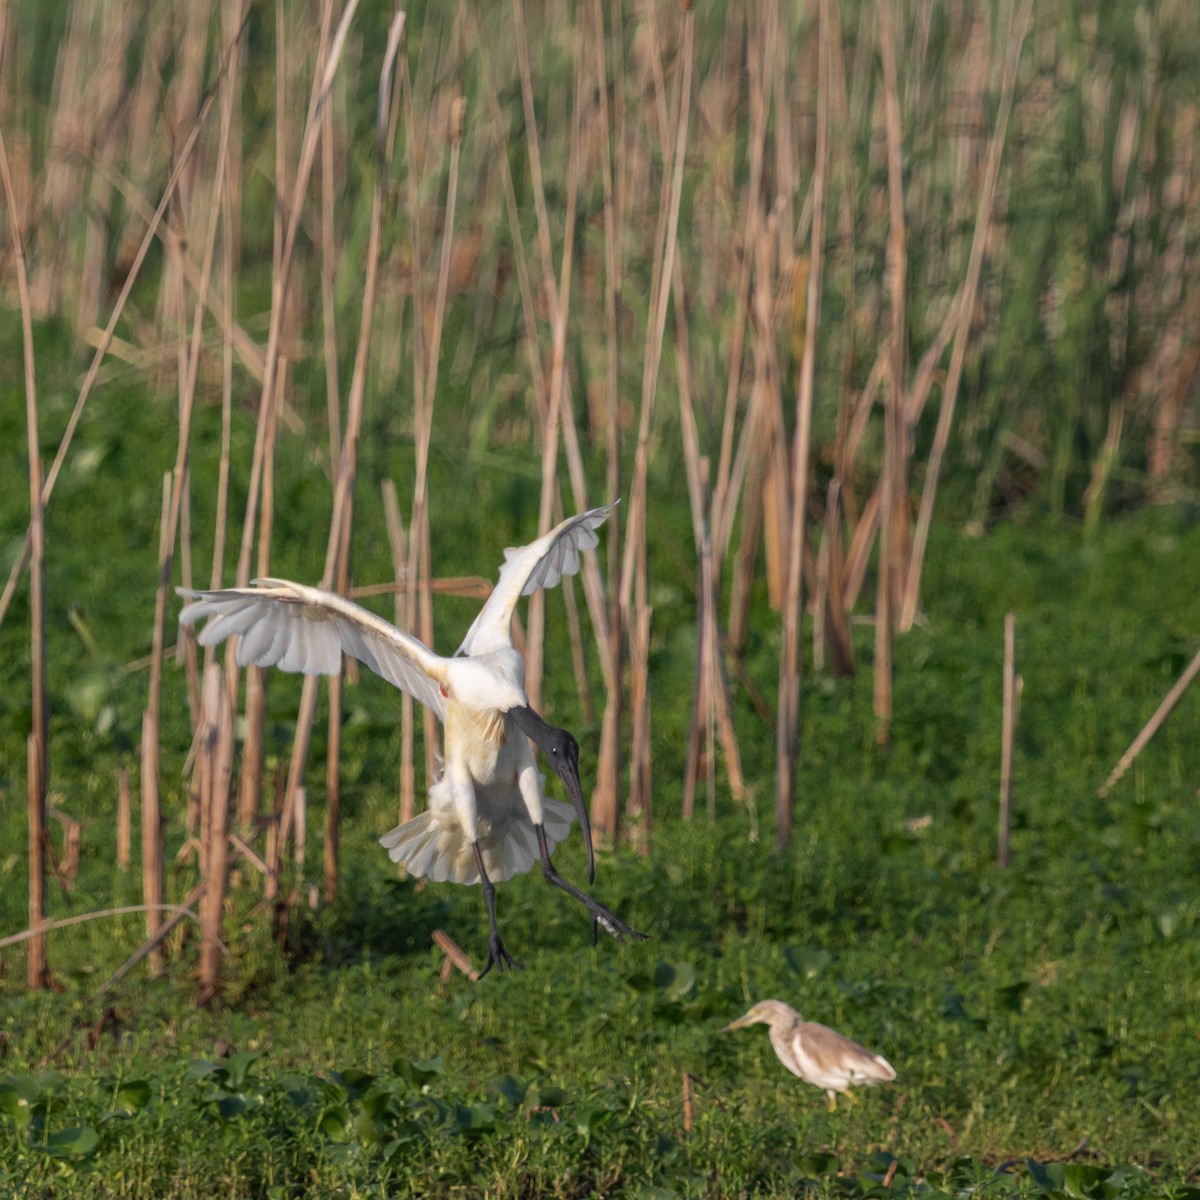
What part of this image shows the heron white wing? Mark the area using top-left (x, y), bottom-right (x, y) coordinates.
top-left (178, 578), bottom-right (448, 720)
top-left (456, 502), bottom-right (616, 657)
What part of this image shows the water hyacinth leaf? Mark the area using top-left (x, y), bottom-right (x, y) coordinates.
top-left (217, 1051), bottom-right (261, 1089)
top-left (114, 1079), bottom-right (152, 1113)
top-left (407, 1057), bottom-right (444, 1085)
top-left (454, 1102), bottom-right (496, 1136)
top-left (1158, 909), bottom-right (1181, 939)
top-left (1061, 1163), bottom-right (1110, 1197)
top-left (996, 981), bottom-right (1030, 1013)
top-left (216, 1094), bottom-right (256, 1119)
top-left (488, 1075), bottom-right (527, 1107)
top-left (279, 1074), bottom-right (313, 1110)
top-left (353, 1109), bottom-right (383, 1145)
top-left (528, 1083), bottom-right (570, 1108)
top-left (0, 1081), bottom-right (41, 1129)
top-left (337, 1068), bottom-right (375, 1097)
top-left (652, 960), bottom-right (696, 1001)
top-left (319, 1104), bottom-right (353, 1140)
top-left (1026, 1158), bottom-right (1065, 1192)
top-left (784, 945), bottom-right (832, 979)
top-left (45, 1126), bottom-right (99, 1158)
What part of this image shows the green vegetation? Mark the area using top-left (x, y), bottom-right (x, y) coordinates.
top-left (4, 0), bottom-right (1200, 1194)
top-left (3, 333), bottom-right (1200, 1196)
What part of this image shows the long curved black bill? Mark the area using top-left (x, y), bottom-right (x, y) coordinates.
top-left (556, 748), bottom-right (594, 885)
top-left (510, 703), bottom-right (595, 884)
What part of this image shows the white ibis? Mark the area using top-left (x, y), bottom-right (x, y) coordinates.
top-left (178, 502), bottom-right (644, 975)
top-left (722, 999), bottom-right (896, 1110)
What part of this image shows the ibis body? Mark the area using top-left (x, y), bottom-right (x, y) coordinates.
top-left (178, 503), bottom-right (643, 973)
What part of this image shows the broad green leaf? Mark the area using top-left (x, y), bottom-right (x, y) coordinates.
top-left (784, 945), bottom-right (832, 979)
top-left (45, 1126), bottom-right (99, 1158)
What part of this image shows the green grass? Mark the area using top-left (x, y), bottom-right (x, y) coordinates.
top-left (3, 326), bottom-right (1200, 1197)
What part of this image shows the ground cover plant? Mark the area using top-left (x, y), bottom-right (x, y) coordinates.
top-left (3, 344), bottom-right (1200, 1194)
top-left (4, 0), bottom-right (1200, 1196)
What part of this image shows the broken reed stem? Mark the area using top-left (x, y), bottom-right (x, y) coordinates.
top-left (1098, 643), bottom-right (1200, 798)
top-left (998, 612), bottom-right (1017, 868)
top-left (432, 929), bottom-right (479, 982)
top-left (0, 904), bottom-right (204, 952)
top-left (775, 0), bottom-right (829, 849)
top-left (901, 0), bottom-right (1034, 631)
top-left (2, 121), bottom-right (49, 989)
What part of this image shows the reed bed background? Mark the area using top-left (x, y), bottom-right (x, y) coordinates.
top-left (3, 0), bottom-right (1199, 997)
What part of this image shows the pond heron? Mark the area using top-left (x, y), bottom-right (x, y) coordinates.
top-left (722, 999), bottom-right (896, 1110)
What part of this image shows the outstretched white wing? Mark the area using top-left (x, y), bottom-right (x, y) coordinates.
top-left (178, 578), bottom-right (448, 720)
top-left (456, 502), bottom-right (616, 657)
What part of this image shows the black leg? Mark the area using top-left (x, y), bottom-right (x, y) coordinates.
top-left (535, 825), bottom-right (648, 943)
top-left (473, 842), bottom-right (523, 977)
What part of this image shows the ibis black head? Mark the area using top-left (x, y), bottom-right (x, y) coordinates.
top-left (509, 703), bottom-right (595, 883)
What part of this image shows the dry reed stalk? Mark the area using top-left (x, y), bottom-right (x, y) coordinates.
top-left (274, 11), bottom-right (405, 905)
top-left (399, 48), bottom-right (439, 799)
top-left (528, 45), bottom-right (586, 712)
top-left (117, 768), bottom-right (132, 871)
top-left (998, 612), bottom-right (1017, 868)
top-left (673, 256), bottom-right (745, 817)
top-left (1098, 644), bottom-right (1200, 799)
top-left (26, 736), bottom-right (48, 988)
top-left (711, 8), bottom-right (767, 569)
top-left (317, 0), bottom-right (343, 476)
top-left (900, 0), bottom-right (1033, 631)
top-left (0, 10), bottom-right (252, 632)
top-left (621, 1), bottom-right (695, 833)
top-left (819, 481), bottom-right (855, 677)
top-left (382, 479), bottom-right (417, 823)
top-left (872, 0), bottom-right (909, 745)
top-left (222, 0), bottom-right (358, 850)
top-left (138, 473), bottom-right (173, 974)
top-left (148, 0), bottom-right (243, 852)
top-left (97, 879), bottom-right (207, 996)
top-left (2, 121), bottom-right (48, 986)
top-left (46, 806), bottom-right (81, 887)
top-left (506, 8), bottom-right (611, 717)
top-left (588, 0), bottom-right (624, 843)
top-left (473, 11), bottom-right (611, 723)
top-left (776, 0), bottom-right (830, 848)
top-left (0, 903), bottom-right (203, 954)
top-left (199, 663), bottom-right (235, 1002)
top-left (432, 930), bottom-right (479, 983)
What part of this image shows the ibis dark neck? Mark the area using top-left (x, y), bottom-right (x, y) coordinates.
top-left (508, 703), bottom-right (595, 885)
top-left (508, 703), bottom-right (556, 751)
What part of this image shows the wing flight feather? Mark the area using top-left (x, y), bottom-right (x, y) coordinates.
top-left (456, 502), bottom-right (616, 656)
top-left (178, 578), bottom-right (448, 719)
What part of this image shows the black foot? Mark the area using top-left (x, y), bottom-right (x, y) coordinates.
top-left (479, 931), bottom-right (524, 978)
